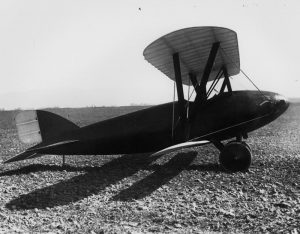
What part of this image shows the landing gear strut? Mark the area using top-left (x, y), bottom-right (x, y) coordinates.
top-left (219, 141), bottom-right (252, 172)
top-left (62, 155), bottom-right (66, 167)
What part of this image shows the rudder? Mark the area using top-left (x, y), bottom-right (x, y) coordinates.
top-left (16, 110), bottom-right (79, 144)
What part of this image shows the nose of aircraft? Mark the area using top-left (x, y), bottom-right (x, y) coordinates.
top-left (255, 92), bottom-right (289, 129)
top-left (273, 94), bottom-right (289, 114)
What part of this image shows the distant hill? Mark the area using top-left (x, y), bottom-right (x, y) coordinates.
top-left (289, 98), bottom-right (300, 103)
top-left (0, 106), bottom-right (150, 130)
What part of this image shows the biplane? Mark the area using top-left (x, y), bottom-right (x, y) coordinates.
top-left (5, 27), bottom-right (289, 172)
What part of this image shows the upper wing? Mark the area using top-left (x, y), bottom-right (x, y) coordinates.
top-left (151, 140), bottom-right (210, 156)
top-left (143, 26), bottom-right (240, 85)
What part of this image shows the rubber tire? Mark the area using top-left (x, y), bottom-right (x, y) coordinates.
top-left (228, 140), bottom-right (251, 152)
top-left (241, 141), bottom-right (251, 152)
top-left (219, 141), bottom-right (252, 172)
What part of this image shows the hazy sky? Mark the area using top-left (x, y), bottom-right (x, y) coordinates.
top-left (0, 0), bottom-right (299, 109)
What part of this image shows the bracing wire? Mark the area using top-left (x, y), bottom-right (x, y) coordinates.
top-left (220, 47), bottom-right (268, 100)
top-left (239, 67), bottom-right (268, 98)
top-left (187, 78), bottom-right (191, 102)
top-left (188, 87), bottom-right (196, 101)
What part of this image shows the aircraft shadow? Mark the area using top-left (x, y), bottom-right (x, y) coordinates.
top-left (5, 152), bottom-right (220, 210)
top-left (0, 164), bottom-right (91, 177)
top-left (112, 151), bottom-right (198, 201)
top-left (5, 153), bottom-right (159, 210)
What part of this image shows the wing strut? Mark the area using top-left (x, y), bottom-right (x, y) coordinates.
top-left (189, 42), bottom-right (220, 118)
top-left (171, 52), bottom-right (187, 143)
top-left (194, 42), bottom-right (220, 105)
top-left (172, 52), bottom-right (185, 118)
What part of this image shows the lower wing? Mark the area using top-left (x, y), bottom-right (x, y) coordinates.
top-left (151, 140), bottom-right (210, 156)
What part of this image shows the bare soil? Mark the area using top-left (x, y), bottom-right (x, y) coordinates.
top-left (0, 105), bottom-right (299, 233)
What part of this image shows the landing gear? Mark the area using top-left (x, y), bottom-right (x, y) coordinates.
top-left (219, 141), bottom-right (252, 172)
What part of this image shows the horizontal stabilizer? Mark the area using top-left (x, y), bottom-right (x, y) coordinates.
top-left (28, 139), bottom-right (79, 153)
top-left (4, 151), bottom-right (42, 164)
top-left (4, 140), bottom-right (79, 164)
top-left (151, 140), bottom-right (210, 156)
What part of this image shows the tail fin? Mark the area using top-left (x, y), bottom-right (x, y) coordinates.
top-left (16, 110), bottom-right (79, 144)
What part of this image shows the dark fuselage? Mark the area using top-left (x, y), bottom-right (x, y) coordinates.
top-left (39, 90), bottom-right (289, 155)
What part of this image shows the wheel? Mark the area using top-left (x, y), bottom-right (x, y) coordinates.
top-left (241, 141), bottom-right (251, 152)
top-left (219, 141), bottom-right (252, 172)
top-left (228, 140), bottom-right (251, 152)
